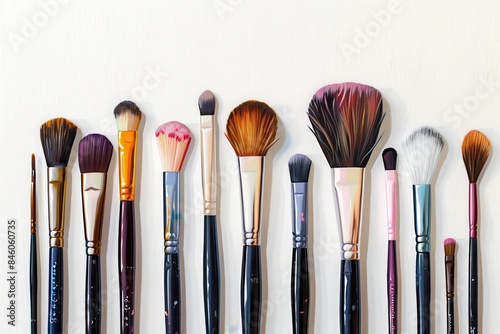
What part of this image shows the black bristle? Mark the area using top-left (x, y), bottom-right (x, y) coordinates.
top-left (382, 147), bottom-right (397, 171)
top-left (40, 118), bottom-right (78, 167)
top-left (114, 100), bottom-right (141, 117)
top-left (78, 134), bottom-right (114, 173)
top-left (288, 154), bottom-right (312, 183)
top-left (198, 90), bottom-right (216, 116)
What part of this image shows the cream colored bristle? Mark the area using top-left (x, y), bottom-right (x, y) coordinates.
top-left (155, 121), bottom-right (192, 172)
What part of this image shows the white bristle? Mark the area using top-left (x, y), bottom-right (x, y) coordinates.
top-left (155, 121), bottom-right (192, 172)
top-left (115, 112), bottom-right (141, 131)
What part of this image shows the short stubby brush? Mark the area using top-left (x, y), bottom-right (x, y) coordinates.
top-left (307, 82), bottom-right (385, 334)
top-left (444, 238), bottom-right (456, 334)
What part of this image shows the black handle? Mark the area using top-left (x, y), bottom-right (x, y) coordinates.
top-left (447, 297), bottom-right (454, 334)
top-left (165, 253), bottom-right (181, 334)
top-left (86, 255), bottom-right (101, 334)
top-left (416, 252), bottom-right (431, 334)
top-left (291, 247), bottom-right (309, 334)
top-left (47, 247), bottom-right (63, 334)
top-left (469, 238), bottom-right (478, 333)
top-left (340, 259), bottom-right (360, 334)
top-left (30, 233), bottom-right (37, 334)
top-left (387, 241), bottom-right (398, 334)
top-left (241, 245), bottom-right (261, 334)
top-left (119, 201), bottom-right (135, 334)
top-left (203, 216), bottom-right (220, 334)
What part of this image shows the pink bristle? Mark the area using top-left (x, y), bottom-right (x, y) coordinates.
top-left (444, 238), bottom-right (456, 245)
top-left (155, 121), bottom-right (192, 172)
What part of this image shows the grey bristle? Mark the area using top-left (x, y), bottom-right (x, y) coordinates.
top-left (78, 134), bottom-right (114, 173)
top-left (382, 147), bottom-right (398, 171)
top-left (288, 154), bottom-right (312, 183)
top-left (198, 90), bottom-right (216, 116)
top-left (114, 100), bottom-right (141, 117)
top-left (40, 118), bottom-right (78, 167)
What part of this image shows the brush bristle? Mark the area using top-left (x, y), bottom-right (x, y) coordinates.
top-left (32, 153), bottom-right (35, 171)
top-left (198, 90), bottom-right (216, 116)
top-left (444, 238), bottom-right (456, 256)
top-left (401, 126), bottom-right (444, 184)
top-left (382, 147), bottom-right (398, 171)
top-left (307, 82), bottom-right (385, 168)
top-left (462, 130), bottom-right (490, 183)
top-left (155, 121), bottom-right (192, 172)
top-left (225, 100), bottom-right (278, 157)
top-left (114, 101), bottom-right (142, 131)
top-left (40, 118), bottom-right (78, 167)
top-left (78, 134), bottom-right (114, 173)
top-left (288, 154), bottom-right (312, 183)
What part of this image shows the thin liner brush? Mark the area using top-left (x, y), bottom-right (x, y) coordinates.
top-left (30, 154), bottom-right (37, 334)
top-left (444, 238), bottom-right (456, 334)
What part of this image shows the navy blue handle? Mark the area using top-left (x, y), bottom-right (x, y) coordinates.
top-left (340, 259), bottom-right (360, 334)
top-left (291, 247), bottom-right (309, 334)
top-left (30, 234), bottom-right (37, 334)
top-left (416, 252), bottom-right (431, 334)
top-left (119, 201), bottom-right (135, 334)
top-left (203, 215), bottom-right (220, 334)
top-left (86, 255), bottom-right (101, 334)
top-left (165, 253), bottom-right (181, 334)
top-left (47, 247), bottom-right (63, 334)
top-left (241, 245), bottom-right (261, 334)
top-left (469, 238), bottom-right (478, 333)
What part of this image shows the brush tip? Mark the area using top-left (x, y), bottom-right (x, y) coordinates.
top-left (288, 154), bottom-right (312, 183)
top-left (444, 238), bottom-right (456, 245)
top-left (198, 90), bottom-right (216, 116)
top-left (462, 130), bottom-right (490, 183)
top-left (114, 100), bottom-right (142, 131)
top-left (40, 117), bottom-right (78, 167)
top-left (31, 153), bottom-right (35, 170)
top-left (382, 147), bottom-right (397, 171)
top-left (444, 238), bottom-right (456, 255)
top-left (78, 134), bottom-right (114, 173)
top-left (155, 121), bottom-right (192, 172)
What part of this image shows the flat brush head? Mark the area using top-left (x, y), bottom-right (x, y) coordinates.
top-left (156, 121), bottom-right (192, 172)
top-left (401, 126), bottom-right (444, 185)
top-left (307, 82), bottom-right (385, 168)
top-left (288, 154), bottom-right (312, 183)
top-left (462, 130), bottom-right (490, 183)
top-left (40, 118), bottom-right (78, 167)
top-left (114, 100), bottom-right (142, 131)
top-left (225, 100), bottom-right (278, 157)
top-left (382, 147), bottom-right (397, 171)
top-left (78, 134), bottom-right (114, 174)
top-left (444, 238), bottom-right (456, 256)
top-left (198, 90), bottom-right (215, 116)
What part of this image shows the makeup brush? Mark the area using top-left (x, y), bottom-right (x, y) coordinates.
top-left (78, 134), bottom-right (114, 334)
top-left (462, 130), bottom-right (490, 334)
top-left (307, 82), bottom-right (384, 334)
top-left (199, 90), bottom-right (221, 334)
top-left (444, 238), bottom-right (456, 334)
top-left (114, 101), bottom-right (142, 334)
top-left (401, 126), bottom-right (444, 334)
top-left (288, 153), bottom-right (312, 334)
top-left (225, 100), bottom-right (278, 334)
top-left (30, 154), bottom-right (37, 334)
top-left (382, 147), bottom-right (398, 334)
top-left (156, 121), bottom-right (192, 334)
top-left (40, 117), bottom-right (78, 334)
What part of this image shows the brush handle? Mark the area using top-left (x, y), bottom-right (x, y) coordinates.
top-left (241, 245), bottom-right (261, 334)
top-left (387, 241), bottom-right (397, 334)
top-left (30, 233), bottom-right (37, 334)
top-left (340, 259), bottom-right (360, 334)
top-left (47, 247), bottom-right (63, 334)
top-left (203, 215), bottom-right (220, 334)
top-left (118, 201), bottom-right (135, 334)
top-left (165, 253), bottom-right (181, 334)
top-left (469, 238), bottom-right (478, 333)
top-left (291, 247), bottom-right (309, 334)
top-left (416, 252), bottom-right (431, 334)
top-left (447, 297), bottom-right (454, 334)
top-left (86, 255), bottom-right (101, 334)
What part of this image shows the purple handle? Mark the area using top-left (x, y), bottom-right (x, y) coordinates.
top-left (387, 240), bottom-right (398, 334)
top-left (119, 201), bottom-right (135, 334)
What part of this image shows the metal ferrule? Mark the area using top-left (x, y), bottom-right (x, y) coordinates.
top-left (333, 167), bottom-right (364, 260)
top-left (385, 170), bottom-right (398, 241)
top-left (164, 172), bottom-right (180, 254)
top-left (469, 183), bottom-right (478, 238)
top-left (118, 131), bottom-right (138, 201)
top-left (238, 156), bottom-right (264, 246)
top-left (200, 115), bottom-right (216, 216)
top-left (31, 167), bottom-right (36, 234)
top-left (81, 173), bottom-right (107, 255)
top-left (291, 182), bottom-right (308, 248)
top-left (47, 167), bottom-right (67, 248)
top-left (412, 184), bottom-right (431, 253)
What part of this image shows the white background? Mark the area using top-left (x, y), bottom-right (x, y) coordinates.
top-left (2, 1), bottom-right (500, 333)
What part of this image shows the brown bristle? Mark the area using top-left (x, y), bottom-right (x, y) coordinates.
top-left (462, 130), bottom-right (490, 183)
top-left (40, 118), bottom-right (78, 167)
top-left (225, 100), bottom-right (278, 157)
top-left (444, 238), bottom-right (456, 256)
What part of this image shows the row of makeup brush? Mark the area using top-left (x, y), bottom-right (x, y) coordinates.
top-left (28, 83), bottom-right (490, 334)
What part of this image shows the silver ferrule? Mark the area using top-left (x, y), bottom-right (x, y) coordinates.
top-left (47, 167), bottom-right (67, 248)
top-left (81, 173), bottom-right (107, 255)
top-left (412, 184), bottom-right (431, 253)
top-left (238, 156), bottom-right (264, 246)
top-left (333, 168), bottom-right (364, 260)
top-left (291, 182), bottom-right (308, 248)
top-left (200, 115), bottom-right (216, 216)
top-left (164, 172), bottom-right (180, 254)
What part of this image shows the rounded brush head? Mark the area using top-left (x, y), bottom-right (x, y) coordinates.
top-left (462, 130), bottom-right (490, 183)
top-left (155, 121), bottom-right (192, 172)
top-left (40, 117), bottom-right (78, 167)
top-left (288, 154), bottom-right (312, 183)
top-left (78, 134), bottom-right (114, 174)
top-left (198, 90), bottom-right (216, 116)
top-left (382, 147), bottom-right (398, 171)
top-left (114, 100), bottom-right (142, 131)
top-left (444, 238), bottom-right (456, 256)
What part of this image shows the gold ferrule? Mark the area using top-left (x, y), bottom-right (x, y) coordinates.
top-left (200, 115), bottom-right (216, 215)
top-left (47, 167), bottom-right (67, 248)
top-left (118, 131), bottom-right (138, 201)
top-left (81, 173), bottom-right (107, 255)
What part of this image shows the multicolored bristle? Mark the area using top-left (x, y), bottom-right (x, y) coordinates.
top-left (288, 154), bottom-right (312, 183)
top-left (462, 130), bottom-right (490, 183)
top-left (114, 101), bottom-right (142, 131)
top-left (155, 121), bottom-right (192, 172)
top-left (78, 134), bottom-right (114, 174)
top-left (382, 148), bottom-right (398, 171)
top-left (198, 90), bottom-right (216, 116)
top-left (40, 117), bottom-right (78, 167)
top-left (444, 238), bottom-right (456, 256)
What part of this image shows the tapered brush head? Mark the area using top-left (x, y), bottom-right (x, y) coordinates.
top-left (444, 238), bottom-right (456, 256)
top-left (114, 100), bottom-right (142, 131)
top-left (462, 130), bottom-right (490, 183)
top-left (382, 147), bottom-right (397, 171)
top-left (40, 118), bottom-right (78, 167)
top-left (78, 134), bottom-right (114, 174)
top-left (307, 82), bottom-right (385, 168)
top-left (156, 121), bottom-right (192, 172)
top-left (198, 90), bottom-right (216, 116)
top-left (401, 126), bottom-right (444, 185)
top-left (225, 100), bottom-right (278, 157)
top-left (288, 154), bottom-right (312, 183)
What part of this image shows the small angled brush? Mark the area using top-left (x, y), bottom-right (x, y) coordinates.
top-left (307, 82), bottom-right (385, 334)
top-left (462, 130), bottom-right (490, 334)
top-left (401, 126), bottom-right (444, 334)
top-left (444, 238), bottom-right (456, 334)
top-left (30, 154), bottom-right (37, 334)
top-left (156, 121), bottom-right (192, 334)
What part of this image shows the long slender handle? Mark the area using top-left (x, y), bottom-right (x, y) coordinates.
top-left (86, 255), bottom-right (101, 334)
top-left (387, 241), bottom-right (397, 334)
top-left (416, 252), bottom-right (431, 334)
top-left (241, 245), bottom-right (261, 334)
top-left (469, 238), bottom-right (478, 333)
top-left (340, 259), bottom-right (360, 334)
top-left (47, 247), bottom-right (63, 334)
top-left (30, 234), bottom-right (37, 334)
top-left (165, 253), bottom-right (181, 334)
top-left (118, 201), bottom-right (135, 334)
top-left (291, 247), bottom-right (309, 334)
top-left (203, 215), bottom-right (220, 334)
top-left (447, 297), bottom-right (454, 334)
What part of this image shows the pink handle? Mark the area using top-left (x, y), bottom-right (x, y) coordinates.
top-left (385, 171), bottom-right (398, 240)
